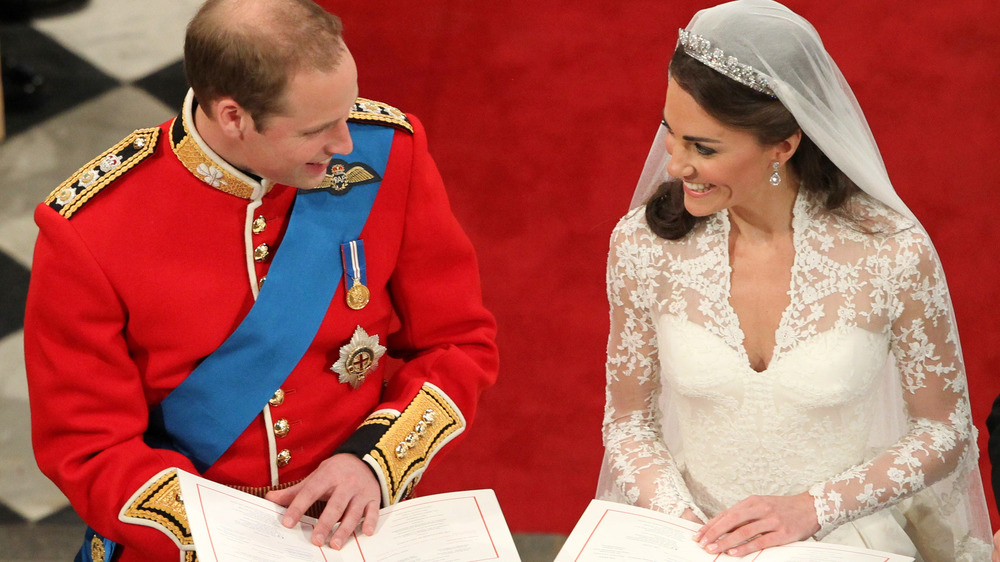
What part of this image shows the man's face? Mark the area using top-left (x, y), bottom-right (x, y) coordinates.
top-left (240, 48), bottom-right (358, 188)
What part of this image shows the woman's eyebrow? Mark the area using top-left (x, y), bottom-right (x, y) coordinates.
top-left (662, 117), bottom-right (721, 143)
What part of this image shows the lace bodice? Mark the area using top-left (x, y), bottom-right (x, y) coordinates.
top-left (602, 190), bottom-right (979, 546)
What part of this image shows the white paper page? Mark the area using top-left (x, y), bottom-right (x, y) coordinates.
top-left (177, 469), bottom-right (343, 562)
top-left (345, 489), bottom-right (521, 562)
top-left (554, 500), bottom-right (710, 562)
top-left (178, 470), bottom-right (519, 562)
top-left (556, 500), bottom-right (913, 562)
top-left (753, 543), bottom-right (912, 562)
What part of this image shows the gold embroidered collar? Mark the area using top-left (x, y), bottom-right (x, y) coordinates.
top-left (170, 89), bottom-right (267, 200)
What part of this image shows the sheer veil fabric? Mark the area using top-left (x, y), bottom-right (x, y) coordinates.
top-left (602, 0), bottom-right (991, 559)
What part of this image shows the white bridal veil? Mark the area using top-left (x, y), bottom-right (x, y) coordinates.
top-left (613, 0), bottom-right (992, 558)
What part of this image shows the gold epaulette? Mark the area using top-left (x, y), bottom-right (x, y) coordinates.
top-left (363, 383), bottom-right (465, 506)
top-left (44, 128), bottom-right (160, 219)
top-left (350, 98), bottom-right (413, 134)
top-left (119, 469), bottom-right (195, 552)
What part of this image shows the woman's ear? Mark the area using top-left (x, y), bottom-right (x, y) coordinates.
top-left (774, 129), bottom-right (802, 165)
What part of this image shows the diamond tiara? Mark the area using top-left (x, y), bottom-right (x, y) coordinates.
top-left (677, 29), bottom-right (775, 97)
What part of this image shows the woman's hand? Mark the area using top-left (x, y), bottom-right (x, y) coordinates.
top-left (693, 492), bottom-right (820, 556)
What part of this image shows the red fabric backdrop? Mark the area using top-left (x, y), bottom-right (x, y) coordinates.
top-left (317, 0), bottom-right (1000, 534)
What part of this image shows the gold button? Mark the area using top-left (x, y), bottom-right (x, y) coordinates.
top-left (276, 449), bottom-right (291, 467)
top-left (253, 243), bottom-right (270, 262)
top-left (273, 418), bottom-right (290, 438)
top-left (269, 388), bottom-right (284, 406)
top-left (258, 276), bottom-right (267, 289)
top-left (252, 215), bottom-right (267, 234)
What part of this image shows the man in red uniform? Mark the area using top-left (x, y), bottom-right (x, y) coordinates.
top-left (23, 1), bottom-right (498, 560)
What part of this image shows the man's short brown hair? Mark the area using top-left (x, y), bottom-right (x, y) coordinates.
top-left (184, 0), bottom-right (345, 130)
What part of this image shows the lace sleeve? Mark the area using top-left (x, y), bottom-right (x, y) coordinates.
top-left (602, 217), bottom-right (704, 519)
top-left (807, 229), bottom-right (976, 537)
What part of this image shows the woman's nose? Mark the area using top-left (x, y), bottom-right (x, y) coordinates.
top-left (666, 152), bottom-right (693, 179)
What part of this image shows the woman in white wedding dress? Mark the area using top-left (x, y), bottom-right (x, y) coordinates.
top-left (599, 1), bottom-right (992, 560)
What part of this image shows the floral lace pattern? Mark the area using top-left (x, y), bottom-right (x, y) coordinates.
top-left (603, 190), bottom-right (981, 555)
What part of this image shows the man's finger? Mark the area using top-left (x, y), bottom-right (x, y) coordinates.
top-left (361, 500), bottom-right (380, 535)
top-left (328, 500), bottom-right (366, 549)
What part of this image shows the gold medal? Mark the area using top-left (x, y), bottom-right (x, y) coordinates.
top-left (346, 279), bottom-right (370, 310)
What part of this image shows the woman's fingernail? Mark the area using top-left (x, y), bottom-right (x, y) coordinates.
top-left (706, 543), bottom-right (718, 552)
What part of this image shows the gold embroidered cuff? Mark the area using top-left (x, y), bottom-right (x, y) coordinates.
top-left (363, 383), bottom-right (465, 505)
top-left (119, 468), bottom-right (194, 550)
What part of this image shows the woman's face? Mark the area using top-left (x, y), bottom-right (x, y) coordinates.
top-left (663, 77), bottom-right (780, 218)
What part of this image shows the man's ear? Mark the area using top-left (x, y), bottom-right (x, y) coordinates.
top-left (210, 97), bottom-right (253, 140)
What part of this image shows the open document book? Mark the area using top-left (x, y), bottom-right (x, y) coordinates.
top-left (554, 500), bottom-right (914, 562)
top-left (176, 470), bottom-right (521, 562)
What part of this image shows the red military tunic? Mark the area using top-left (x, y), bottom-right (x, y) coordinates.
top-left (24, 93), bottom-right (498, 561)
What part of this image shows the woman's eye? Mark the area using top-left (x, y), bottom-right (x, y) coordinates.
top-left (695, 144), bottom-right (716, 156)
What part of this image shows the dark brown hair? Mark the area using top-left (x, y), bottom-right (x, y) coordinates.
top-left (184, 0), bottom-right (345, 131)
top-left (645, 48), bottom-right (859, 240)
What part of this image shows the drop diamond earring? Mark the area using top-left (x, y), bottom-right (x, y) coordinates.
top-left (769, 161), bottom-right (782, 186)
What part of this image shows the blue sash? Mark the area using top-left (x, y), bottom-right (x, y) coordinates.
top-left (147, 123), bottom-right (394, 471)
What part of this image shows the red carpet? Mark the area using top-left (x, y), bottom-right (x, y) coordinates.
top-left (319, 0), bottom-right (1000, 533)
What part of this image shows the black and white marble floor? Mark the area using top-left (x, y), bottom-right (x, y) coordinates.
top-left (0, 1), bottom-right (564, 560)
top-left (0, 3), bottom-right (202, 559)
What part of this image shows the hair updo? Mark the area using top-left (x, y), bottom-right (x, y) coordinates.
top-left (645, 48), bottom-right (859, 240)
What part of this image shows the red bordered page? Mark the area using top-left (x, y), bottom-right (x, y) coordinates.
top-left (554, 500), bottom-right (913, 562)
top-left (177, 469), bottom-right (521, 562)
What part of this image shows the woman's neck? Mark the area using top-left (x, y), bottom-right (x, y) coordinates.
top-left (728, 180), bottom-right (800, 244)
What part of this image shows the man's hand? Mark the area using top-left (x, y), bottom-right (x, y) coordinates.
top-left (693, 492), bottom-right (820, 556)
top-left (265, 454), bottom-right (380, 549)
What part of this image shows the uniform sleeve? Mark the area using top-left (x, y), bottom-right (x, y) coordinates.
top-left (808, 230), bottom-right (978, 538)
top-left (601, 216), bottom-right (705, 520)
top-left (25, 205), bottom-right (198, 558)
top-left (333, 115), bottom-right (499, 506)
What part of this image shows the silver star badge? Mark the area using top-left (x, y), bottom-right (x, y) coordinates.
top-left (331, 326), bottom-right (386, 389)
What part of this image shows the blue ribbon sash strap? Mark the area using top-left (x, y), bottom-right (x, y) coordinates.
top-left (148, 122), bottom-right (394, 471)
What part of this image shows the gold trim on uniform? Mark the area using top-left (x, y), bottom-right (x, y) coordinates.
top-left (44, 128), bottom-right (160, 219)
top-left (119, 469), bottom-right (193, 547)
top-left (360, 412), bottom-right (395, 428)
top-left (91, 535), bottom-right (105, 561)
top-left (170, 116), bottom-right (256, 199)
top-left (183, 551), bottom-right (199, 562)
top-left (350, 97), bottom-right (414, 134)
top-left (365, 384), bottom-right (465, 505)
